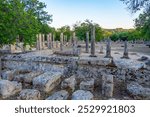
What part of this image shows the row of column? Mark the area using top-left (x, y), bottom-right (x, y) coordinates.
top-left (36, 33), bottom-right (69, 51)
top-left (85, 25), bottom-right (129, 59)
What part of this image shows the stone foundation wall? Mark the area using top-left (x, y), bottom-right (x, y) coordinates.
top-left (1, 54), bottom-right (150, 99)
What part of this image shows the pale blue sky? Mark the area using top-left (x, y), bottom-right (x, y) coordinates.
top-left (40, 0), bottom-right (139, 29)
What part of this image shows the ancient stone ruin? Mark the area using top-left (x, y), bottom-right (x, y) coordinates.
top-left (0, 32), bottom-right (150, 100)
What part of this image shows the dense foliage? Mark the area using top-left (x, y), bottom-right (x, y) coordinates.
top-left (121, 0), bottom-right (150, 40)
top-left (0, 0), bottom-right (52, 47)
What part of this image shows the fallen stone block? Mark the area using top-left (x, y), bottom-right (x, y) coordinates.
top-left (33, 72), bottom-right (62, 93)
top-left (46, 90), bottom-right (69, 100)
top-left (61, 76), bottom-right (76, 92)
top-left (1, 71), bottom-right (14, 81)
top-left (14, 71), bottom-right (43, 84)
top-left (127, 82), bottom-right (150, 99)
top-left (102, 75), bottom-right (114, 98)
top-left (72, 90), bottom-right (93, 100)
top-left (80, 79), bottom-right (94, 92)
top-left (1, 70), bottom-right (19, 81)
top-left (0, 80), bottom-right (22, 99)
top-left (18, 89), bottom-right (41, 100)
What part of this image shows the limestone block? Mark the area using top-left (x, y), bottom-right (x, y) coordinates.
top-left (0, 80), bottom-right (22, 99)
top-left (61, 76), bottom-right (76, 92)
top-left (46, 90), bottom-right (69, 100)
top-left (72, 90), bottom-right (93, 100)
top-left (18, 89), bottom-right (41, 100)
top-left (33, 72), bottom-right (62, 93)
top-left (102, 75), bottom-right (114, 98)
top-left (1, 71), bottom-right (14, 81)
top-left (14, 71), bottom-right (43, 84)
top-left (80, 79), bottom-right (94, 92)
top-left (127, 82), bottom-right (150, 99)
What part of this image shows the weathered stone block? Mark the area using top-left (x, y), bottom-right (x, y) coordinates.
top-left (72, 90), bottom-right (93, 100)
top-left (46, 90), bottom-right (69, 100)
top-left (33, 72), bottom-right (62, 93)
top-left (61, 76), bottom-right (76, 92)
top-left (0, 80), bottom-right (22, 99)
top-left (80, 79), bottom-right (94, 92)
top-left (1, 71), bottom-right (14, 81)
top-left (102, 75), bottom-right (114, 98)
top-left (14, 71), bottom-right (43, 84)
top-left (18, 89), bottom-right (41, 100)
top-left (127, 82), bottom-right (150, 99)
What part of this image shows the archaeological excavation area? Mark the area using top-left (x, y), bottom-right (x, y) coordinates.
top-left (0, 30), bottom-right (150, 100)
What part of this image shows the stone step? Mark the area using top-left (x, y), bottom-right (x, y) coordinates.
top-left (33, 71), bottom-right (62, 93)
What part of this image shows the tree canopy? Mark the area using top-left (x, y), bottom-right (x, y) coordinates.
top-left (121, 0), bottom-right (150, 40)
top-left (0, 0), bottom-right (52, 47)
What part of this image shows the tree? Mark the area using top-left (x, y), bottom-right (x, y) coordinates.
top-left (121, 0), bottom-right (150, 40)
top-left (74, 20), bottom-right (104, 41)
top-left (0, 0), bottom-right (52, 47)
top-left (135, 12), bottom-right (150, 40)
top-left (120, 0), bottom-right (150, 13)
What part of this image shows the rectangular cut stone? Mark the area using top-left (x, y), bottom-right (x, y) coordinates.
top-left (33, 72), bottom-right (62, 93)
top-left (78, 57), bottom-right (113, 66)
top-left (80, 79), bottom-right (94, 92)
top-left (102, 75), bottom-right (114, 98)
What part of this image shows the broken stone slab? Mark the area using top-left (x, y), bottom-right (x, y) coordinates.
top-left (102, 75), bottom-right (114, 98)
top-left (127, 82), bottom-right (150, 99)
top-left (18, 89), bottom-right (41, 100)
top-left (33, 71), bottom-right (62, 93)
top-left (0, 80), bottom-right (22, 99)
top-left (46, 90), bottom-right (69, 100)
top-left (61, 75), bottom-right (76, 92)
top-left (114, 59), bottom-right (145, 70)
top-left (13, 71), bottom-right (43, 84)
top-left (72, 90), bottom-right (93, 100)
top-left (80, 79), bottom-right (94, 92)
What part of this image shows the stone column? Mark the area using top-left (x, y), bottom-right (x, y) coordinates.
top-left (122, 40), bottom-right (129, 59)
top-left (86, 32), bottom-right (89, 53)
top-left (102, 75), bottom-right (114, 98)
top-left (72, 32), bottom-right (77, 54)
top-left (36, 34), bottom-right (40, 50)
top-left (60, 33), bottom-right (64, 51)
top-left (47, 33), bottom-right (52, 49)
top-left (42, 34), bottom-right (45, 49)
top-left (104, 38), bottom-right (112, 58)
top-left (37, 34), bottom-right (42, 50)
top-left (52, 34), bottom-right (55, 48)
top-left (56, 41), bottom-right (59, 48)
top-left (90, 25), bottom-right (96, 57)
top-left (99, 45), bottom-right (104, 54)
top-left (9, 44), bottom-right (16, 53)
